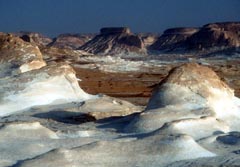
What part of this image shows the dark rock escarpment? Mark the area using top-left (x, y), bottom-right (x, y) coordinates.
top-left (100, 27), bottom-right (131, 35)
top-left (150, 28), bottom-right (199, 51)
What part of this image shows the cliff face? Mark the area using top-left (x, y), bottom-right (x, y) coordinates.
top-left (79, 27), bottom-right (145, 55)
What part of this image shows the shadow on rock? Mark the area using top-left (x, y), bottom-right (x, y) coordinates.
top-left (33, 110), bottom-right (96, 124)
top-left (96, 113), bottom-right (140, 133)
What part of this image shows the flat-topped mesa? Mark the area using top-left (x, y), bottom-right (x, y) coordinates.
top-left (0, 34), bottom-right (46, 74)
top-left (100, 27), bottom-right (131, 35)
top-left (79, 27), bottom-right (145, 55)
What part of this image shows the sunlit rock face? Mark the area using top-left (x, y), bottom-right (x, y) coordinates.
top-left (139, 33), bottom-right (159, 47)
top-left (79, 27), bottom-right (146, 55)
top-left (0, 34), bottom-right (46, 74)
top-left (126, 63), bottom-right (240, 133)
top-left (0, 63), bottom-right (95, 116)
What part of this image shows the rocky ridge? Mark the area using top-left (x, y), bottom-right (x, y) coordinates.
top-left (48, 33), bottom-right (94, 49)
top-left (150, 22), bottom-right (240, 53)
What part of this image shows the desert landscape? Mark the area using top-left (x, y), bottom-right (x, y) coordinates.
top-left (0, 20), bottom-right (240, 167)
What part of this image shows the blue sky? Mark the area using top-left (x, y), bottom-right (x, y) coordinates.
top-left (0, 0), bottom-right (239, 37)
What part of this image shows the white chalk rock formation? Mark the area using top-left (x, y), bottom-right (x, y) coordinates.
top-left (17, 134), bottom-right (215, 167)
top-left (0, 121), bottom-right (58, 139)
top-left (0, 63), bottom-right (95, 116)
top-left (77, 95), bottom-right (141, 119)
top-left (125, 63), bottom-right (240, 135)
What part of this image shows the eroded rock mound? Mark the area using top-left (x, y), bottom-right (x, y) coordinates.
top-left (0, 34), bottom-right (46, 74)
top-left (79, 27), bottom-right (145, 55)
